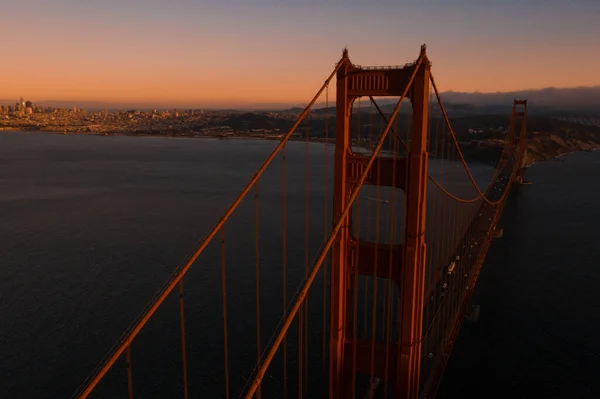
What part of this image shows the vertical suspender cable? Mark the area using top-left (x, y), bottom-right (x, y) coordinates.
top-left (75, 59), bottom-right (345, 399)
top-left (381, 192), bottom-right (390, 336)
top-left (322, 84), bottom-right (330, 379)
top-left (351, 162), bottom-right (361, 399)
top-left (396, 100), bottom-right (413, 391)
top-left (179, 280), bottom-right (189, 399)
top-left (363, 99), bottom-right (374, 337)
top-left (254, 184), bottom-right (262, 399)
top-left (242, 57), bottom-right (425, 399)
top-left (299, 121), bottom-right (310, 399)
top-left (383, 111), bottom-right (399, 398)
top-left (221, 227), bottom-right (230, 399)
top-left (282, 143), bottom-right (288, 399)
top-left (368, 134), bottom-right (382, 391)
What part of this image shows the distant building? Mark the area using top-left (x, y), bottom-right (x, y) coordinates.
top-left (25, 101), bottom-right (33, 109)
top-left (25, 107), bottom-right (33, 115)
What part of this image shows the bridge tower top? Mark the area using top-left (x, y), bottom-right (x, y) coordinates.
top-left (514, 99), bottom-right (528, 182)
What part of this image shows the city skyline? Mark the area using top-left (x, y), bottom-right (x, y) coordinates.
top-left (4, 84), bottom-right (600, 111)
top-left (2, 0), bottom-right (599, 107)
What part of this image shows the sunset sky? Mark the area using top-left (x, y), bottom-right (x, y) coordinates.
top-left (2, 0), bottom-right (598, 108)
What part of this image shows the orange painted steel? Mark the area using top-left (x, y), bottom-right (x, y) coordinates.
top-left (369, 148), bottom-right (382, 392)
top-left (73, 56), bottom-right (345, 399)
top-left (370, 99), bottom-right (383, 392)
top-left (363, 102), bottom-right (374, 339)
top-left (242, 52), bottom-right (424, 399)
top-left (322, 83), bottom-right (330, 380)
top-left (301, 121), bottom-right (310, 399)
top-left (369, 96), bottom-right (514, 204)
top-left (350, 94), bottom-right (361, 399)
top-left (328, 48), bottom-right (352, 399)
top-left (329, 48), bottom-right (427, 399)
top-left (351, 176), bottom-right (361, 399)
top-left (178, 280), bottom-right (189, 399)
top-left (396, 49), bottom-right (431, 398)
top-left (326, 46), bottom-right (434, 399)
top-left (357, 68), bottom-right (528, 397)
top-left (430, 74), bottom-right (514, 205)
top-left (282, 143), bottom-right (288, 399)
top-left (424, 101), bottom-right (528, 398)
top-left (383, 123), bottom-right (400, 399)
top-left (221, 227), bottom-right (230, 399)
top-left (72, 46), bottom-right (531, 399)
top-left (254, 184), bottom-right (261, 399)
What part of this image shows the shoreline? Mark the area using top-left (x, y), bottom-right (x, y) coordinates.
top-left (525, 146), bottom-right (600, 168)
top-left (2, 128), bottom-right (597, 168)
top-left (0, 127), bottom-right (334, 143)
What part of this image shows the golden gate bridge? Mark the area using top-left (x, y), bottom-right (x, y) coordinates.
top-left (72, 45), bottom-right (529, 399)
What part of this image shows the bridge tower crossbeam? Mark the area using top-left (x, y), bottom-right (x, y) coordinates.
top-left (329, 45), bottom-right (431, 399)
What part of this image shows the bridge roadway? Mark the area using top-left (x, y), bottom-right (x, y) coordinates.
top-left (342, 152), bottom-right (516, 397)
top-left (418, 153), bottom-right (516, 397)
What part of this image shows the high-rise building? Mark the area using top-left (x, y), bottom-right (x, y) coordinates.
top-left (25, 101), bottom-right (33, 108)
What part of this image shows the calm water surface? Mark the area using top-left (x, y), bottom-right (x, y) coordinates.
top-left (0, 132), bottom-right (598, 398)
top-left (439, 150), bottom-right (600, 398)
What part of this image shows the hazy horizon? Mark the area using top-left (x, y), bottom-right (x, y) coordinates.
top-left (2, 0), bottom-right (599, 106)
top-left (3, 85), bottom-right (600, 111)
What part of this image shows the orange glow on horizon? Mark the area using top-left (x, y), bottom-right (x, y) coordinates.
top-left (3, 57), bottom-right (598, 108)
top-left (4, 43), bottom-right (599, 107)
top-left (2, 2), bottom-right (598, 107)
